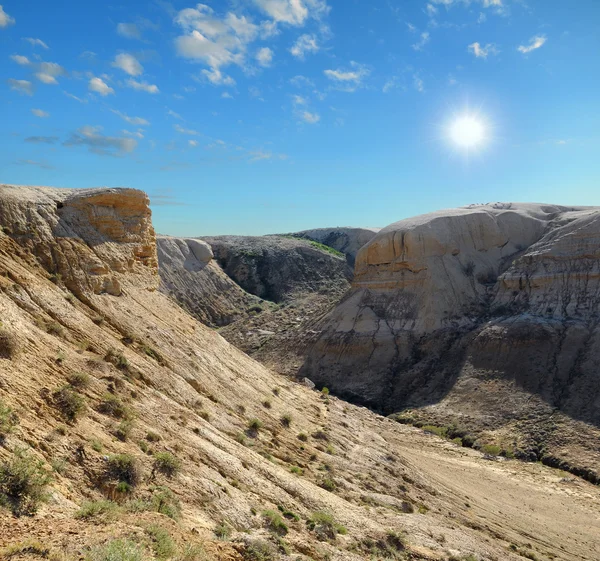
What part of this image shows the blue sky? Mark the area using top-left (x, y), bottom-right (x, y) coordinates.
top-left (1, 0), bottom-right (599, 235)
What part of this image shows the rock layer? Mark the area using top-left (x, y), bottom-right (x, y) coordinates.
top-left (301, 202), bottom-right (600, 478)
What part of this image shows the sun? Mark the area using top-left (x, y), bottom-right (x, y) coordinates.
top-left (449, 115), bottom-right (486, 148)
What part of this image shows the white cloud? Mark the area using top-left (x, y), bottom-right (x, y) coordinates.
top-left (518, 35), bottom-right (547, 54)
top-left (122, 129), bottom-right (145, 139)
top-left (25, 37), bottom-right (48, 49)
top-left (406, 23), bottom-right (416, 33)
top-left (301, 110), bottom-right (320, 124)
top-left (324, 61), bottom-right (369, 91)
top-left (111, 109), bottom-right (149, 126)
top-left (426, 4), bottom-right (438, 16)
top-left (7, 79), bottom-right (33, 95)
top-left (167, 109), bottom-right (182, 120)
top-left (117, 22), bottom-right (141, 39)
top-left (10, 54), bottom-right (30, 65)
top-left (112, 53), bottom-right (143, 76)
top-left (221, 91), bottom-right (233, 99)
top-left (413, 74), bottom-right (424, 93)
top-left (468, 42), bottom-right (499, 58)
top-left (189, 139), bottom-right (199, 147)
top-left (292, 94), bottom-right (307, 105)
top-left (174, 5), bottom-right (259, 69)
top-left (256, 46), bottom-right (273, 67)
top-left (16, 159), bottom-right (54, 170)
top-left (290, 75), bottom-right (314, 88)
top-left (0, 5), bottom-right (15, 27)
top-left (412, 32), bottom-right (430, 51)
top-left (201, 67), bottom-right (236, 86)
top-left (127, 79), bottom-right (159, 93)
top-left (174, 124), bottom-right (198, 135)
top-left (63, 91), bottom-right (88, 103)
top-left (290, 34), bottom-right (319, 59)
top-left (382, 77), bottom-right (398, 93)
top-left (253, 0), bottom-right (329, 25)
top-left (89, 77), bottom-right (115, 96)
top-left (31, 108), bottom-right (49, 118)
top-left (35, 62), bottom-right (67, 85)
top-left (64, 125), bottom-right (137, 156)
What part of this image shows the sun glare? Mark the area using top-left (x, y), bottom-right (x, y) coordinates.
top-left (449, 115), bottom-right (486, 148)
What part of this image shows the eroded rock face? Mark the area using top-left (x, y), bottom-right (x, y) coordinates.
top-left (301, 203), bottom-right (600, 478)
top-left (157, 236), bottom-right (261, 326)
top-left (201, 235), bottom-right (351, 303)
top-left (0, 184), bottom-right (157, 296)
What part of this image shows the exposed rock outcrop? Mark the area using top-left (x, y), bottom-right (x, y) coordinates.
top-left (301, 202), bottom-right (600, 479)
top-left (201, 235), bottom-right (351, 303)
top-left (157, 236), bottom-right (261, 327)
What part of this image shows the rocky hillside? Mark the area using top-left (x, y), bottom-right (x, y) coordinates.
top-left (157, 236), bottom-right (262, 327)
top-left (289, 228), bottom-right (380, 267)
top-left (201, 235), bottom-right (351, 303)
top-left (301, 202), bottom-right (600, 483)
top-left (2, 186), bottom-right (598, 561)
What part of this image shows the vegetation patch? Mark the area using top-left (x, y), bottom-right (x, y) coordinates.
top-left (153, 452), bottom-right (181, 478)
top-left (105, 454), bottom-right (141, 487)
top-left (85, 539), bottom-right (144, 561)
top-left (262, 509), bottom-right (289, 535)
top-left (75, 499), bottom-right (120, 521)
top-left (146, 524), bottom-right (177, 560)
top-left (52, 385), bottom-right (86, 423)
top-left (97, 394), bottom-right (133, 420)
top-left (0, 448), bottom-right (52, 516)
top-left (307, 511), bottom-right (347, 541)
top-left (0, 400), bottom-right (19, 444)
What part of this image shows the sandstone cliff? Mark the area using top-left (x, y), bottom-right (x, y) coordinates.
top-left (301, 202), bottom-right (600, 481)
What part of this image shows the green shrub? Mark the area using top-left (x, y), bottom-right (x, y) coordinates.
top-left (0, 448), bottom-right (52, 516)
top-left (150, 486), bottom-right (181, 519)
top-left (321, 387), bottom-right (330, 396)
top-left (1, 540), bottom-right (50, 558)
top-left (289, 465), bottom-right (303, 475)
top-left (146, 525), bottom-right (176, 560)
top-left (214, 522), bottom-right (231, 540)
top-left (153, 452), bottom-right (181, 478)
top-left (97, 394), bottom-right (133, 420)
top-left (46, 321), bottom-right (65, 337)
top-left (308, 240), bottom-right (344, 258)
top-left (66, 372), bottom-right (91, 389)
top-left (146, 431), bottom-right (161, 443)
top-left (243, 539), bottom-right (275, 561)
top-left (75, 499), bottom-right (119, 520)
top-left (247, 418), bottom-right (263, 435)
top-left (114, 420), bottom-right (134, 442)
top-left (105, 454), bottom-right (141, 487)
top-left (280, 413), bottom-right (292, 427)
top-left (262, 509), bottom-right (288, 536)
top-left (297, 432), bottom-right (308, 442)
top-left (481, 444), bottom-right (502, 456)
top-left (319, 477), bottom-right (336, 492)
top-left (262, 399), bottom-right (271, 409)
top-left (307, 511), bottom-right (347, 540)
top-left (105, 348), bottom-right (129, 370)
top-left (0, 401), bottom-right (18, 443)
top-left (85, 539), bottom-right (144, 561)
top-left (52, 386), bottom-right (86, 423)
top-left (422, 425), bottom-right (448, 438)
top-left (175, 543), bottom-right (212, 561)
top-left (277, 505), bottom-right (300, 521)
top-left (0, 329), bottom-right (19, 359)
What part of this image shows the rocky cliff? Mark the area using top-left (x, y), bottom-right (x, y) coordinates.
top-left (157, 236), bottom-right (262, 327)
top-left (201, 235), bottom-right (351, 303)
top-left (301, 202), bottom-right (600, 481)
